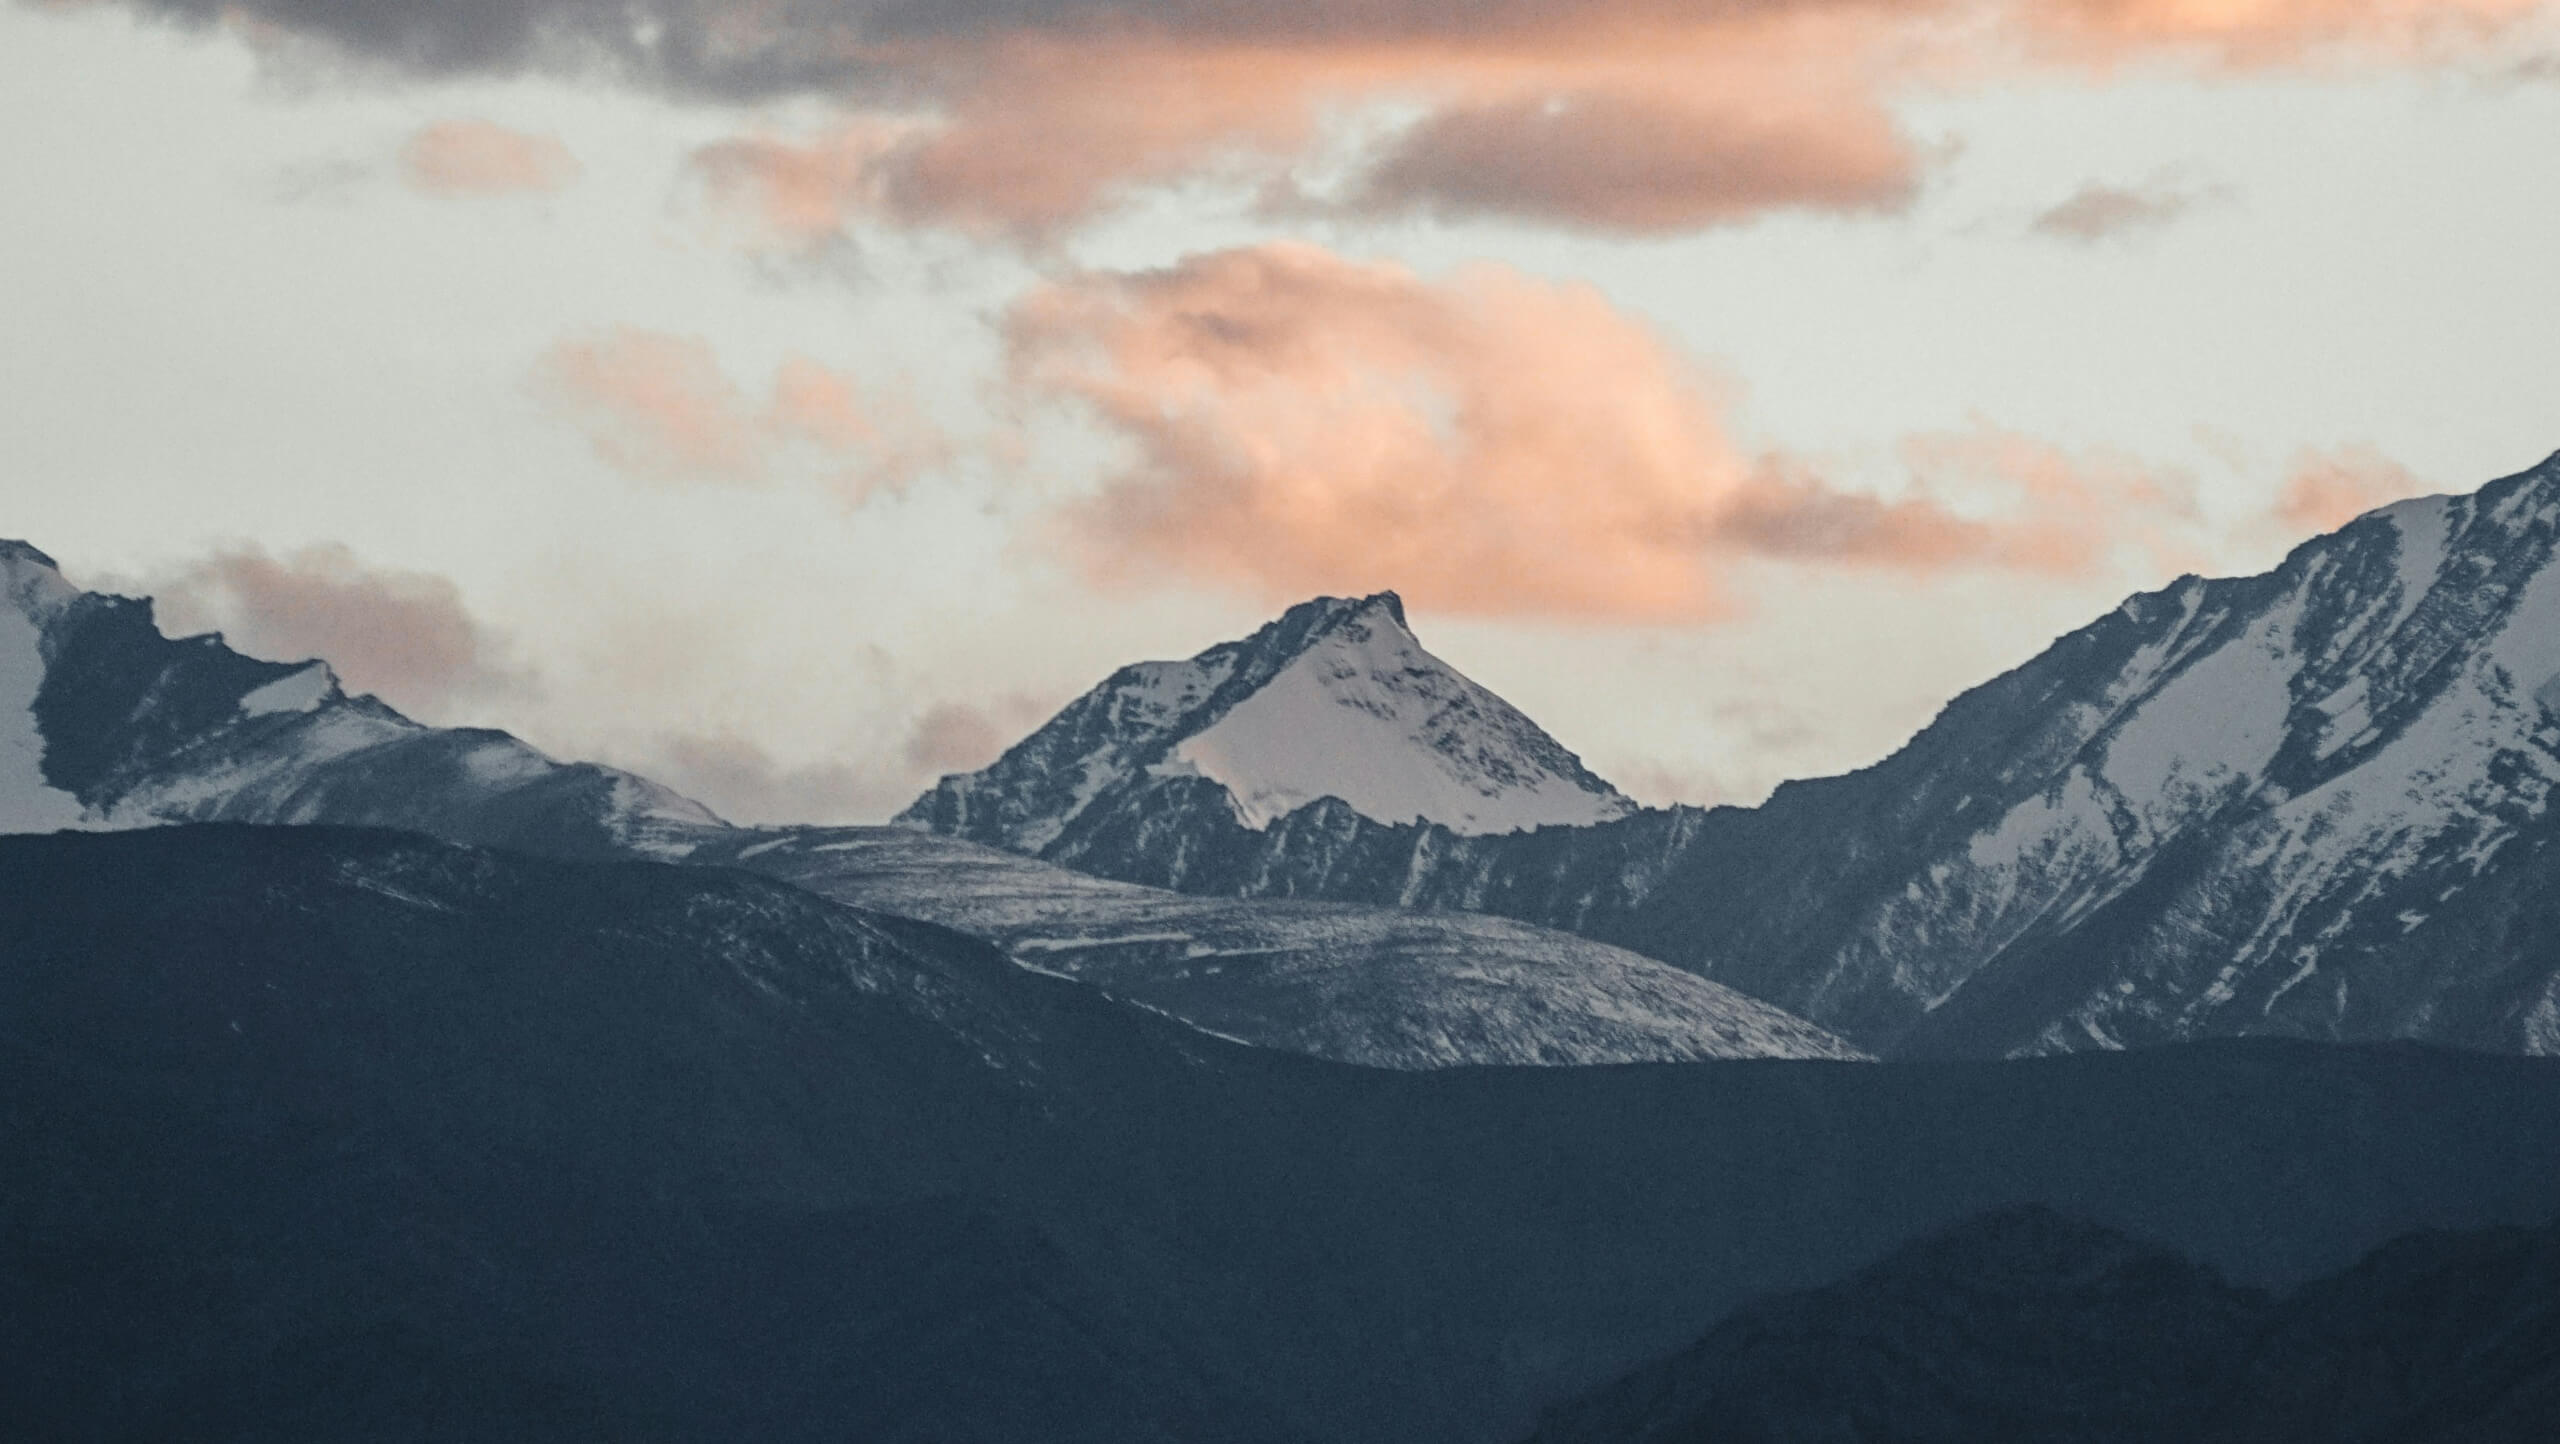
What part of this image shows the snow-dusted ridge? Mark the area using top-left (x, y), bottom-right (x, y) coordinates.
top-left (691, 824), bottom-right (1867, 1068)
top-left (901, 590), bottom-right (1636, 853)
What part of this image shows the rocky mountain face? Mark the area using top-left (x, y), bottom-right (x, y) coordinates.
top-left (13, 824), bottom-right (2560, 1444)
top-left (0, 540), bottom-right (719, 859)
top-left (900, 591), bottom-right (1635, 852)
top-left (1521, 1204), bottom-right (2560, 1444)
top-left (958, 454), bottom-right (2560, 1061)
top-left (0, 542), bottom-right (1850, 1069)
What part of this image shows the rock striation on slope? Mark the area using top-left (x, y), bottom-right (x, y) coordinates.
top-left (954, 453), bottom-right (2560, 1060)
top-left (0, 541), bottom-right (1851, 1068)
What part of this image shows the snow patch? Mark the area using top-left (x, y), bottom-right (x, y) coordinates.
top-left (2381, 494), bottom-right (2452, 626)
top-left (0, 602), bottom-right (86, 832)
top-left (238, 664), bottom-right (336, 718)
top-left (2098, 594), bottom-right (2301, 812)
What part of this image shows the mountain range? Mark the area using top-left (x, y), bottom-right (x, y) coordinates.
top-left (909, 452), bottom-right (2560, 1062)
top-left (12, 455), bottom-right (2560, 1437)
top-left (0, 538), bottom-right (1855, 1069)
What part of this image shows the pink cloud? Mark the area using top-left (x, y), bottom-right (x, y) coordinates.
top-left (100, 0), bottom-right (2560, 238)
top-left (1002, 244), bottom-right (2211, 620)
top-left (399, 119), bottom-right (581, 196)
top-left (146, 544), bottom-right (527, 717)
top-left (2273, 443), bottom-right (2430, 532)
top-left (531, 329), bottom-right (940, 499)
top-left (1339, 85), bottom-right (1920, 232)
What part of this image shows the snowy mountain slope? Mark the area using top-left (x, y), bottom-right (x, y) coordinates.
top-left (691, 825), bottom-right (1866, 1067)
top-left (899, 591), bottom-right (1634, 851)
top-left (0, 540), bottom-right (1851, 1069)
top-left (951, 453), bottom-right (2560, 1060)
top-left (0, 544), bottom-right (89, 831)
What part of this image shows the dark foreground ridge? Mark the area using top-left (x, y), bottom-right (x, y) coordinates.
top-left (1525, 1204), bottom-right (2560, 1443)
top-left (7, 825), bottom-right (2560, 1443)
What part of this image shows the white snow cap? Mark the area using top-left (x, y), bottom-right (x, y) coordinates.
top-left (1163, 591), bottom-right (1635, 835)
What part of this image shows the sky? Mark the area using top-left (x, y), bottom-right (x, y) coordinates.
top-left (6, 0), bottom-right (2560, 824)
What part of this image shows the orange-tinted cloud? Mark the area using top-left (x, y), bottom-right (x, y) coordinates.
top-left (2273, 443), bottom-right (2429, 531)
top-left (659, 0), bottom-right (2553, 242)
top-left (534, 329), bottom-right (766, 485)
top-left (2030, 0), bottom-right (2550, 63)
top-left (146, 544), bottom-right (528, 717)
top-left (1002, 244), bottom-right (2208, 620)
top-left (111, 0), bottom-right (2559, 238)
top-left (1004, 243), bottom-right (1753, 620)
top-left (1339, 87), bottom-right (1920, 232)
top-left (1892, 424), bottom-right (2211, 573)
top-left (903, 700), bottom-right (1015, 775)
top-left (532, 328), bottom-right (940, 498)
top-left (399, 119), bottom-right (580, 196)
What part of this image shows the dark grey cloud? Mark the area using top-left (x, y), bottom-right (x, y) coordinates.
top-left (118, 0), bottom-right (882, 98)
top-left (101, 0), bottom-right (1921, 99)
top-left (2029, 175), bottom-right (2232, 243)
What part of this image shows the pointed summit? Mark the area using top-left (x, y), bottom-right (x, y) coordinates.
top-left (901, 592), bottom-right (1634, 855)
top-left (0, 538), bottom-right (80, 620)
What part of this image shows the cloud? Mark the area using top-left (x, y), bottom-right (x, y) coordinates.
top-left (643, 695), bottom-right (1046, 824)
top-left (531, 327), bottom-right (942, 497)
top-left (1003, 242), bottom-right (1755, 620)
top-left (399, 118), bottom-right (582, 196)
top-left (1335, 87), bottom-right (1921, 232)
top-left (2272, 443), bottom-right (2430, 531)
top-left (2030, 174), bottom-right (2230, 242)
top-left (146, 544), bottom-right (529, 718)
top-left (2028, 0), bottom-right (2551, 63)
top-left (902, 700), bottom-right (1017, 774)
top-left (1002, 243), bottom-right (2208, 620)
top-left (642, 731), bottom-right (911, 826)
top-left (96, 0), bottom-right (2558, 239)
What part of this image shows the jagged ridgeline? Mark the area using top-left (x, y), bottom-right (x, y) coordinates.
top-left (0, 539), bottom-right (718, 857)
top-left (909, 453), bottom-right (2560, 1062)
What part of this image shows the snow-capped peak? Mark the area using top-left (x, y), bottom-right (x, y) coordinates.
top-left (1160, 595), bottom-right (1633, 834)
top-left (902, 589), bottom-right (1635, 854)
